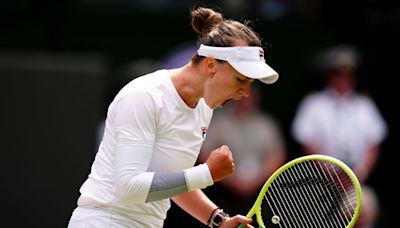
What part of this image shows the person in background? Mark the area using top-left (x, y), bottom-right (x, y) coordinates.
top-left (68, 6), bottom-right (280, 228)
top-left (291, 44), bottom-right (388, 228)
top-left (199, 82), bottom-right (287, 216)
top-left (158, 40), bottom-right (198, 70)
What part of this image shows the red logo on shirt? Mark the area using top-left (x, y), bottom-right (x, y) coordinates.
top-left (201, 127), bottom-right (207, 139)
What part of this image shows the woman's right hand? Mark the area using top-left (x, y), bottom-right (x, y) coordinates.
top-left (206, 145), bottom-right (235, 182)
top-left (220, 215), bottom-right (254, 228)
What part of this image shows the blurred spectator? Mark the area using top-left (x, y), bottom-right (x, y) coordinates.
top-left (291, 44), bottom-right (388, 228)
top-left (199, 82), bottom-right (288, 216)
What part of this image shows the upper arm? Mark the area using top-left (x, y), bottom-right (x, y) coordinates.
top-left (112, 91), bottom-right (159, 203)
top-left (114, 90), bottom-right (158, 145)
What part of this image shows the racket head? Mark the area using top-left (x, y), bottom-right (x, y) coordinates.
top-left (244, 154), bottom-right (362, 228)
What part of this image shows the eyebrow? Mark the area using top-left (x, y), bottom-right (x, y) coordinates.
top-left (239, 74), bottom-right (254, 83)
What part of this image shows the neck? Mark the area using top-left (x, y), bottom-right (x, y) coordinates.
top-left (170, 63), bottom-right (204, 108)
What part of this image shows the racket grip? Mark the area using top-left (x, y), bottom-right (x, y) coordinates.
top-left (237, 223), bottom-right (246, 228)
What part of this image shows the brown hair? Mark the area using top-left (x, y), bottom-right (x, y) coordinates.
top-left (190, 7), bottom-right (262, 64)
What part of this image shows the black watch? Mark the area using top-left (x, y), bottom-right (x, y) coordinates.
top-left (212, 210), bottom-right (229, 227)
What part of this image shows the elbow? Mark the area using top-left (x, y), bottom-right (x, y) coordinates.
top-left (114, 172), bottom-right (153, 204)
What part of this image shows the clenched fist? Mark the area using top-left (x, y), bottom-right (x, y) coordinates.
top-left (206, 145), bottom-right (235, 182)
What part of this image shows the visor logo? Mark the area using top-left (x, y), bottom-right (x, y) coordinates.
top-left (259, 49), bottom-right (264, 59)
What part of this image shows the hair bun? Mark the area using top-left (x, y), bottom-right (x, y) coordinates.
top-left (191, 7), bottom-right (224, 36)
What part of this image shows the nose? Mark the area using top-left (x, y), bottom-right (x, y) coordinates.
top-left (238, 83), bottom-right (251, 97)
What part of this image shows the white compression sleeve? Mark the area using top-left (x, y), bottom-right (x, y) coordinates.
top-left (114, 142), bottom-right (155, 204)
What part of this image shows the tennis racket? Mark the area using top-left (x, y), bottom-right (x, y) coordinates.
top-left (238, 154), bottom-right (362, 228)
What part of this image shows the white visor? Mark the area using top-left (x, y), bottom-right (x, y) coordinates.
top-left (197, 44), bottom-right (279, 84)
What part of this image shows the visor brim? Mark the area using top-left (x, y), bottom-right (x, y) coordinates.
top-left (228, 61), bottom-right (279, 84)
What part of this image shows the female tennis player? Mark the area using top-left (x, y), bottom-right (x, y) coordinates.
top-left (68, 6), bottom-right (279, 228)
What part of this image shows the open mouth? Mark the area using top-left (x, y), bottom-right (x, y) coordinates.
top-left (221, 99), bottom-right (232, 107)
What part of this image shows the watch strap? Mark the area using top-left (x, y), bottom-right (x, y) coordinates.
top-left (211, 210), bottom-right (229, 227)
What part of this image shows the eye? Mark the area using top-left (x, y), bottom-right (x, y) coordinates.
top-left (236, 77), bottom-right (245, 82)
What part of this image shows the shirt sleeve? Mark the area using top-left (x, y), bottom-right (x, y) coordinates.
top-left (359, 97), bottom-right (388, 144)
top-left (291, 96), bottom-right (318, 144)
top-left (112, 90), bottom-right (213, 204)
top-left (113, 90), bottom-right (158, 204)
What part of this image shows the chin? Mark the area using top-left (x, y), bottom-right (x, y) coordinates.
top-left (204, 100), bottom-right (217, 109)
top-left (211, 104), bottom-right (219, 109)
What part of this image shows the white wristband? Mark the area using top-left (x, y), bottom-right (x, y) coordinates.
top-left (184, 163), bottom-right (214, 191)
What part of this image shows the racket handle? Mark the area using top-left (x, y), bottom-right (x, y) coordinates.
top-left (237, 223), bottom-right (246, 228)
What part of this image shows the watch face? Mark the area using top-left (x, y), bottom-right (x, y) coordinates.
top-left (213, 211), bottom-right (229, 226)
top-left (213, 214), bottom-right (223, 224)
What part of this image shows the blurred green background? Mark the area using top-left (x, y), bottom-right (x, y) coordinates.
top-left (1, 0), bottom-right (399, 227)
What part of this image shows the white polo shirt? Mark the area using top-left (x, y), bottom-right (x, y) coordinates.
top-left (292, 89), bottom-right (387, 167)
top-left (76, 70), bottom-right (213, 226)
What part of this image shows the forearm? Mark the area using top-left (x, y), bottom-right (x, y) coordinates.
top-left (171, 190), bottom-right (218, 225)
top-left (172, 190), bottom-right (255, 228)
top-left (116, 164), bottom-right (214, 204)
top-left (115, 141), bottom-right (214, 203)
